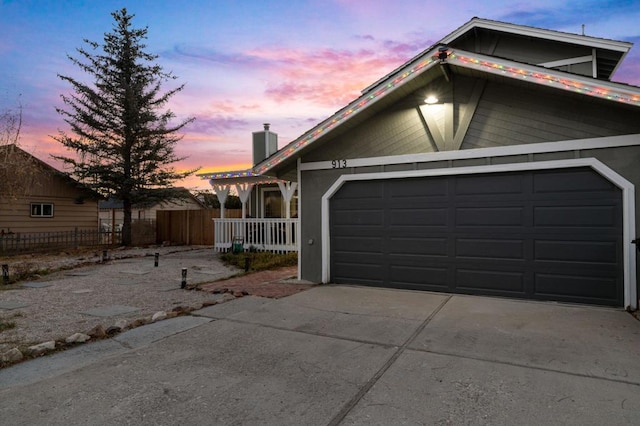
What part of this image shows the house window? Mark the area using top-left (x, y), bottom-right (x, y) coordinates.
top-left (30, 203), bottom-right (54, 218)
top-left (261, 188), bottom-right (298, 218)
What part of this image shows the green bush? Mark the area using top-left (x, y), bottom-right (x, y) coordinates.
top-left (220, 251), bottom-right (297, 273)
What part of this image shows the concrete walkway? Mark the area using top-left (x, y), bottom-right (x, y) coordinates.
top-left (1, 285), bottom-right (639, 425)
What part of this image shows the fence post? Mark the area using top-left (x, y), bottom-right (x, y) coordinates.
top-left (74, 227), bottom-right (79, 249)
top-left (16, 232), bottom-right (21, 254)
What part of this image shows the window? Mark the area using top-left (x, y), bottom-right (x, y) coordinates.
top-left (30, 203), bottom-right (54, 218)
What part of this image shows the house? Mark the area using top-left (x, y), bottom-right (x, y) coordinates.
top-left (98, 187), bottom-right (206, 230)
top-left (204, 18), bottom-right (640, 309)
top-left (0, 144), bottom-right (101, 234)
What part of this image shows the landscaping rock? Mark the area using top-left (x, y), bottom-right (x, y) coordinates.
top-left (65, 333), bottom-right (91, 344)
top-left (1, 348), bottom-right (24, 363)
top-left (131, 318), bottom-right (148, 328)
top-left (88, 324), bottom-right (107, 339)
top-left (105, 325), bottom-right (121, 335)
top-left (201, 300), bottom-right (218, 307)
top-left (151, 311), bottom-right (167, 322)
top-left (28, 341), bottom-right (56, 355)
top-left (114, 319), bottom-right (130, 330)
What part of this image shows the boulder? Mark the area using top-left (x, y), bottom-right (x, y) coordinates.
top-left (1, 348), bottom-right (24, 363)
top-left (65, 333), bottom-right (91, 344)
top-left (28, 341), bottom-right (56, 355)
top-left (87, 324), bottom-right (107, 339)
top-left (151, 311), bottom-right (167, 322)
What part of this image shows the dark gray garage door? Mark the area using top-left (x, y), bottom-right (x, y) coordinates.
top-left (330, 167), bottom-right (623, 306)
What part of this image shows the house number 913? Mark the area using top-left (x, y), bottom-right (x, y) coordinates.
top-left (331, 159), bottom-right (347, 169)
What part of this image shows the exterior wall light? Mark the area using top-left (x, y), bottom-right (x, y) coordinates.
top-left (424, 95), bottom-right (439, 104)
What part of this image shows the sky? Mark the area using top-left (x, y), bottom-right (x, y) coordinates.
top-left (1, 0), bottom-right (639, 191)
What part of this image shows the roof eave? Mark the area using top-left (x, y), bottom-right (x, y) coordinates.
top-left (442, 17), bottom-right (632, 53)
top-left (254, 46), bottom-right (640, 176)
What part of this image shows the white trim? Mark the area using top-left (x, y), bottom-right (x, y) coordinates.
top-left (302, 134), bottom-right (640, 171)
top-left (441, 18), bottom-right (632, 52)
top-left (320, 158), bottom-right (636, 309)
top-left (537, 55), bottom-right (593, 68)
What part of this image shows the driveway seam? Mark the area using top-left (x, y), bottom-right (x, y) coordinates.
top-left (327, 295), bottom-right (453, 426)
top-left (405, 347), bottom-right (640, 388)
top-left (209, 317), bottom-right (401, 349)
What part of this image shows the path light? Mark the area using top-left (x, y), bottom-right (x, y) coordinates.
top-left (181, 268), bottom-right (187, 289)
top-left (102, 250), bottom-right (108, 262)
top-left (154, 253), bottom-right (159, 267)
top-left (2, 264), bottom-right (8, 285)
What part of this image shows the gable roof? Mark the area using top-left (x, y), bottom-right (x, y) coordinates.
top-left (0, 144), bottom-right (102, 199)
top-left (254, 19), bottom-right (639, 176)
top-left (99, 187), bottom-right (206, 209)
top-left (441, 17), bottom-right (632, 81)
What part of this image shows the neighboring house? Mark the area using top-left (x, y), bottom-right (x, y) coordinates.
top-left (0, 144), bottom-right (101, 234)
top-left (205, 18), bottom-right (640, 309)
top-left (99, 187), bottom-right (206, 229)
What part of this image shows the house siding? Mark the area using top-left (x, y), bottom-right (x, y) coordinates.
top-left (462, 81), bottom-right (640, 149)
top-left (0, 149), bottom-right (99, 234)
top-left (1, 196), bottom-right (98, 233)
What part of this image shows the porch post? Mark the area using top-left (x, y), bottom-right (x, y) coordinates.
top-left (235, 183), bottom-right (254, 219)
top-left (277, 181), bottom-right (298, 219)
top-left (210, 182), bottom-right (230, 219)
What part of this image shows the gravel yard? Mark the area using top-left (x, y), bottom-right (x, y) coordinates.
top-left (0, 246), bottom-right (241, 355)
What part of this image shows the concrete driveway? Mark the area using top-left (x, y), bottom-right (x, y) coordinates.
top-left (1, 285), bottom-right (639, 425)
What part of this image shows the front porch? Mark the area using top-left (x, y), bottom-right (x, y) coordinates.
top-left (213, 217), bottom-right (298, 253)
top-left (199, 171), bottom-right (299, 254)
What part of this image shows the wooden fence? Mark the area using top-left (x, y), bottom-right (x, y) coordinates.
top-left (0, 228), bottom-right (119, 255)
top-left (156, 209), bottom-right (242, 246)
top-left (0, 219), bottom-right (158, 256)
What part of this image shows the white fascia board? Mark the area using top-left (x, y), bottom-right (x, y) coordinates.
top-left (320, 157), bottom-right (637, 309)
top-left (301, 134), bottom-right (640, 171)
top-left (448, 49), bottom-right (640, 105)
top-left (538, 55), bottom-right (593, 68)
top-left (441, 18), bottom-right (632, 52)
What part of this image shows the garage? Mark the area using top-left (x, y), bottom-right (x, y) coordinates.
top-left (330, 167), bottom-right (624, 306)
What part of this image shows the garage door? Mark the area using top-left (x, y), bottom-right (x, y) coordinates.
top-left (329, 167), bottom-right (623, 306)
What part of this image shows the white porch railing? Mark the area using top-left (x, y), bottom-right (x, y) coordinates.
top-left (214, 218), bottom-right (299, 253)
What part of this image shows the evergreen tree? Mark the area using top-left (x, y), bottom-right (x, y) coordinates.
top-left (53, 8), bottom-right (197, 245)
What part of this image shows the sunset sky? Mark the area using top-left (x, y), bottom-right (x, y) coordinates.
top-left (1, 0), bottom-right (639, 190)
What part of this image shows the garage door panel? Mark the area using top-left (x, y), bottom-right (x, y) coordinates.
top-left (455, 173), bottom-right (524, 195)
top-left (333, 236), bottom-right (383, 253)
top-left (332, 209), bottom-right (384, 226)
top-left (329, 167), bottom-right (623, 306)
top-left (535, 240), bottom-right (618, 263)
top-left (389, 265), bottom-right (449, 288)
top-left (534, 206), bottom-right (617, 227)
top-left (455, 269), bottom-right (525, 294)
top-left (390, 208), bottom-right (448, 226)
top-left (533, 169), bottom-right (616, 193)
top-left (535, 273), bottom-right (619, 303)
top-left (456, 238), bottom-right (525, 259)
top-left (332, 261), bottom-right (384, 285)
top-left (455, 207), bottom-right (524, 226)
top-left (388, 237), bottom-right (448, 256)
top-left (387, 177), bottom-right (448, 198)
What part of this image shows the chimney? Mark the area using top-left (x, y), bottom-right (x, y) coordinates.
top-left (252, 123), bottom-right (278, 166)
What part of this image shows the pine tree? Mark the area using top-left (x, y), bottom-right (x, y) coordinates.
top-left (53, 8), bottom-right (197, 246)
